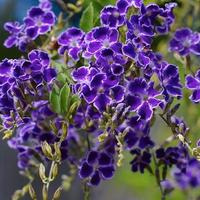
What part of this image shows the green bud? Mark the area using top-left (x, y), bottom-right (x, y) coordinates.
top-left (28, 184), bottom-right (37, 200)
top-left (192, 147), bottom-right (200, 161)
top-left (39, 163), bottom-right (47, 183)
top-left (42, 186), bottom-right (48, 200)
top-left (3, 129), bottom-right (13, 140)
top-left (52, 186), bottom-right (63, 200)
top-left (98, 132), bottom-right (108, 143)
top-left (67, 3), bottom-right (80, 12)
top-left (54, 143), bottom-right (62, 162)
top-left (61, 123), bottom-right (68, 141)
top-left (51, 163), bottom-right (58, 181)
top-left (41, 141), bottom-right (53, 160)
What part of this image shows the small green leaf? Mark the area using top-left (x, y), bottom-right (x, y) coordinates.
top-left (60, 83), bottom-right (70, 114)
top-left (50, 87), bottom-right (61, 113)
top-left (80, 3), bottom-right (94, 32)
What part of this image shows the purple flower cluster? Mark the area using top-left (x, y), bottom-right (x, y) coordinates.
top-left (0, 50), bottom-right (59, 168)
top-left (4, 0), bottom-right (55, 51)
top-left (54, 0), bottom-right (183, 186)
top-left (2, 0), bottom-right (200, 197)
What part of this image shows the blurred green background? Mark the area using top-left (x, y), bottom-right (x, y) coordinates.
top-left (0, 0), bottom-right (200, 199)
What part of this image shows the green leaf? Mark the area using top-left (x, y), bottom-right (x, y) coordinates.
top-left (50, 87), bottom-right (61, 113)
top-left (59, 83), bottom-right (70, 114)
top-left (80, 3), bottom-right (94, 32)
top-left (97, 0), bottom-right (115, 6)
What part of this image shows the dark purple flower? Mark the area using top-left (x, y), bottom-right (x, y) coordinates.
top-left (169, 28), bottom-right (200, 56)
top-left (127, 78), bottom-right (163, 121)
top-left (186, 70), bottom-right (200, 103)
top-left (79, 151), bottom-right (115, 186)
top-left (58, 28), bottom-right (85, 61)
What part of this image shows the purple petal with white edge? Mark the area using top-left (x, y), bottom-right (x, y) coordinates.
top-left (87, 151), bottom-right (99, 165)
top-left (110, 85), bottom-right (125, 102)
top-left (128, 78), bottom-right (147, 95)
top-left (191, 43), bottom-right (200, 55)
top-left (138, 101), bottom-right (153, 121)
top-left (126, 94), bottom-right (142, 111)
top-left (185, 75), bottom-right (199, 90)
top-left (82, 85), bottom-right (97, 104)
top-left (132, 0), bottom-right (143, 8)
top-left (122, 42), bottom-right (136, 60)
top-left (28, 7), bottom-right (44, 18)
top-left (93, 27), bottom-right (108, 40)
top-left (4, 36), bottom-right (17, 48)
top-left (24, 17), bottom-right (35, 27)
top-left (165, 85), bottom-right (182, 97)
top-left (111, 64), bottom-right (124, 76)
top-left (87, 41), bottom-right (102, 53)
top-left (190, 89), bottom-right (200, 103)
top-left (90, 170), bottom-right (101, 186)
top-left (79, 162), bottom-right (93, 178)
top-left (116, 0), bottom-right (130, 13)
top-left (0, 59), bottom-right (12, 75)
top-left (43, 68), bottom-right (56, 83)
top-left (72, 67), bottom-right (89, 81)
top-left (26, 26), bottom-right (38, 39)
top-left (147, 82), bottom-right (161, 97)
top-left (39, 25), bottom-right (50, 34)
top-left (99, 166), bottom-right (115, 179)
top-left (174, 28), bottom-right (191, 41)
top-left (41, 11), bottom-right (55, 25)
top-left (109, 29), bottom-right (119, 42)
top-left (138, 52), bottom-right (150, 67)
top-left (148, 98), bottom-right (162, 108)
top-left (94, 94), bottom-right (110, 112)
top-left (90, 73), bottom-right (106, 88)
top-left (195, 70), bottom-right (200, 81)
top-left (69, 47), bottom-right (81, 61)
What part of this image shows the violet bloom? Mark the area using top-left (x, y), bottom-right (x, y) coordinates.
top-left (58, 28), bottom-right (85, 61)
top-left (100, 3), bottom-right (128, 27)
top-left (172, 159), bottom-right (200, 189)
top-left (122, 41), bottom-right (150, 68)
top-left (185, 70), bottom-right (200, 103)
top-left (169, 28), bottom-right (200, 56)
top-left (159, 63), bottom-right (182, 100)
top-left (126, 15), bottom-right (154, 46)
top-left (130, 148), bottom-right (151, 173)
top-left (79, 151), bottom-right (115, 186)
top-left (4, 22), bottom-right (29, 51)
top-left (127, 78), bottom-right (163, 121)
top-left (84, 27), bottom-right (119, 58)
top-left (140, 3), bottom-right (177, 35)
top-left (24, 6), bottom-right (56, 40)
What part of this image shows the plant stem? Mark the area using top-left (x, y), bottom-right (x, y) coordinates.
top-left (83, 183), bottom-right (90, 200)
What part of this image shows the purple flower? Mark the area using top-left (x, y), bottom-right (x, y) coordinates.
top-left (79, 151), bottom-right (115, 186)
top-left (126, 15), bottom-right (154, 46)
top-left (100, 5), bottom-right (126, 27)
top-left (169, 28), bottom-right (200, 56)
top-left (185, 70), bottom-right (200, 103)
top-left (172, 159), bottom-right (200, 189)
top-left (130, 148), bottom-right (151, 173)
top-left (4, 22), bottom-right (30, 51)
top-left (58, 28), bottom-right (85, 61)
top-left (122, 41), bottom-right (150, 67)
top-left (159, 63), bottom-right (182, 100)
top-left (84, 27), bottom-right (119, 58)
top-left (24, 6), bottom-right (56, 39)
top-left (127, 78), bottom-right (163, 121)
